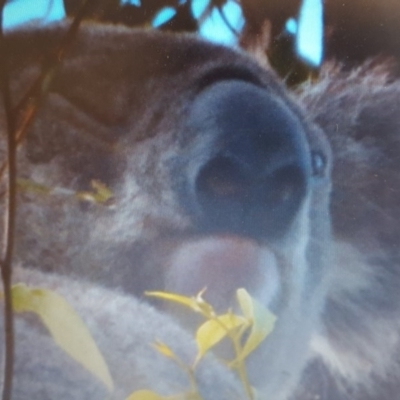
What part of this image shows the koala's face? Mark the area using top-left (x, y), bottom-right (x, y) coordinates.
top-left (5, 22), bottom-right (332, 398)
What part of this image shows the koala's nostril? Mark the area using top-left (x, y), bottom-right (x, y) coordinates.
top-left (267, 166), bottom-right (306, 207)
top-left (260, 165), bottom-right (307, 234)
top-left (196, 156), bottom-right (250, 201)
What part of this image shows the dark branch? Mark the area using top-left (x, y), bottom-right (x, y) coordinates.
top-left (0, 0), bottom-right (17, 398)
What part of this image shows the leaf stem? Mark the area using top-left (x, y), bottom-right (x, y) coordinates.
top-left (209, 315), bottom-right (254, 400)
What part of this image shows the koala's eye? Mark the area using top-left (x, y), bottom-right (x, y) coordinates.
top-left (311, 150), bottom-right (326, 178)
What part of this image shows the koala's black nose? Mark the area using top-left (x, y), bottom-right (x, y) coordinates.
top-left (187, 80), bottom-right (311, 240)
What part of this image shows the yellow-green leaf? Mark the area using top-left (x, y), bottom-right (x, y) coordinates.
top-left (193, 289), bottom-right (215, 317)
top-left (17, 178), bottom-right (114, 205)
top-left (145, 290), bottom-right (214, 316)
top-left (196, 312), bottom-right (247, 361)
top-left (236, 288), bottom-right (276, 361)
top-left (236, 288), bottom-right (254, 320)
top-left (126, 389), bottom-right (167, 400)
top-left (76, 179), bottom-right (114, 204)
top-left (153, 340), bottom-right (176, 359)
top-left (17, 178), bottom-right (52, 195)
top-left (146, 290), bottom-right (198, 308)
top-left (11, 283), bottom-right (114, 391)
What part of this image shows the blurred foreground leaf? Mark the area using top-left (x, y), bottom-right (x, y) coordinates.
top-left (146, 289), bottom-right (215, 316)
top-left (235, 288), bottom-right (276, 362)
top-left (196, 311), bottom-right (247, 361)
top-left (126, 390), bottom-right (167, 400)
top-left (11, 283), bottom-right (113, 390)
top-left (153, 340), bottom-right (176, 359)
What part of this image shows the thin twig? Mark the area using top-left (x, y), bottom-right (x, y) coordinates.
top-left (0, 0), bottom-right (17, 398)
top-left (0, 1), bottom-right (97, 398)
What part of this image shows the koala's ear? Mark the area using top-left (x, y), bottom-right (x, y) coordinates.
top-left (9, 267), bottom-right (244, 400)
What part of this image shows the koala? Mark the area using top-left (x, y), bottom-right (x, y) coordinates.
top-left (0, 21), bottom-right (399, 400)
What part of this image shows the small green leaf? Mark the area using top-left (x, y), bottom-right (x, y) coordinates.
top-left (76, 179), bottom-right (114, 204)
top-left (11, 283), bottom-right (114, 391)
top-left (236, 288), bottom-right (254, 320)
top-left (146, 290), bottom-right (215, 316)
top-left (126, 389), bottom-right (168, 400)
top-left (196, 312), bottom-right (247, 361)
top-left (17, 178), bottom-right (52, 195)
top-left (193, 289), bottom-right (215, 318)
top-left (146, 290), bottom-right (199, 308)
top-left (153, 340), bottom-right (176, 359)
top-left (17, 178), bottom-right (114, 205)
top-left (236, 288), bottom-right (276, 361)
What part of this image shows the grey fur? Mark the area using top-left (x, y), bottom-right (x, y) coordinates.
top-left (0, 22), bottom-right (398, 400)
top-left (296, 62), bottom-right (400, 399)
